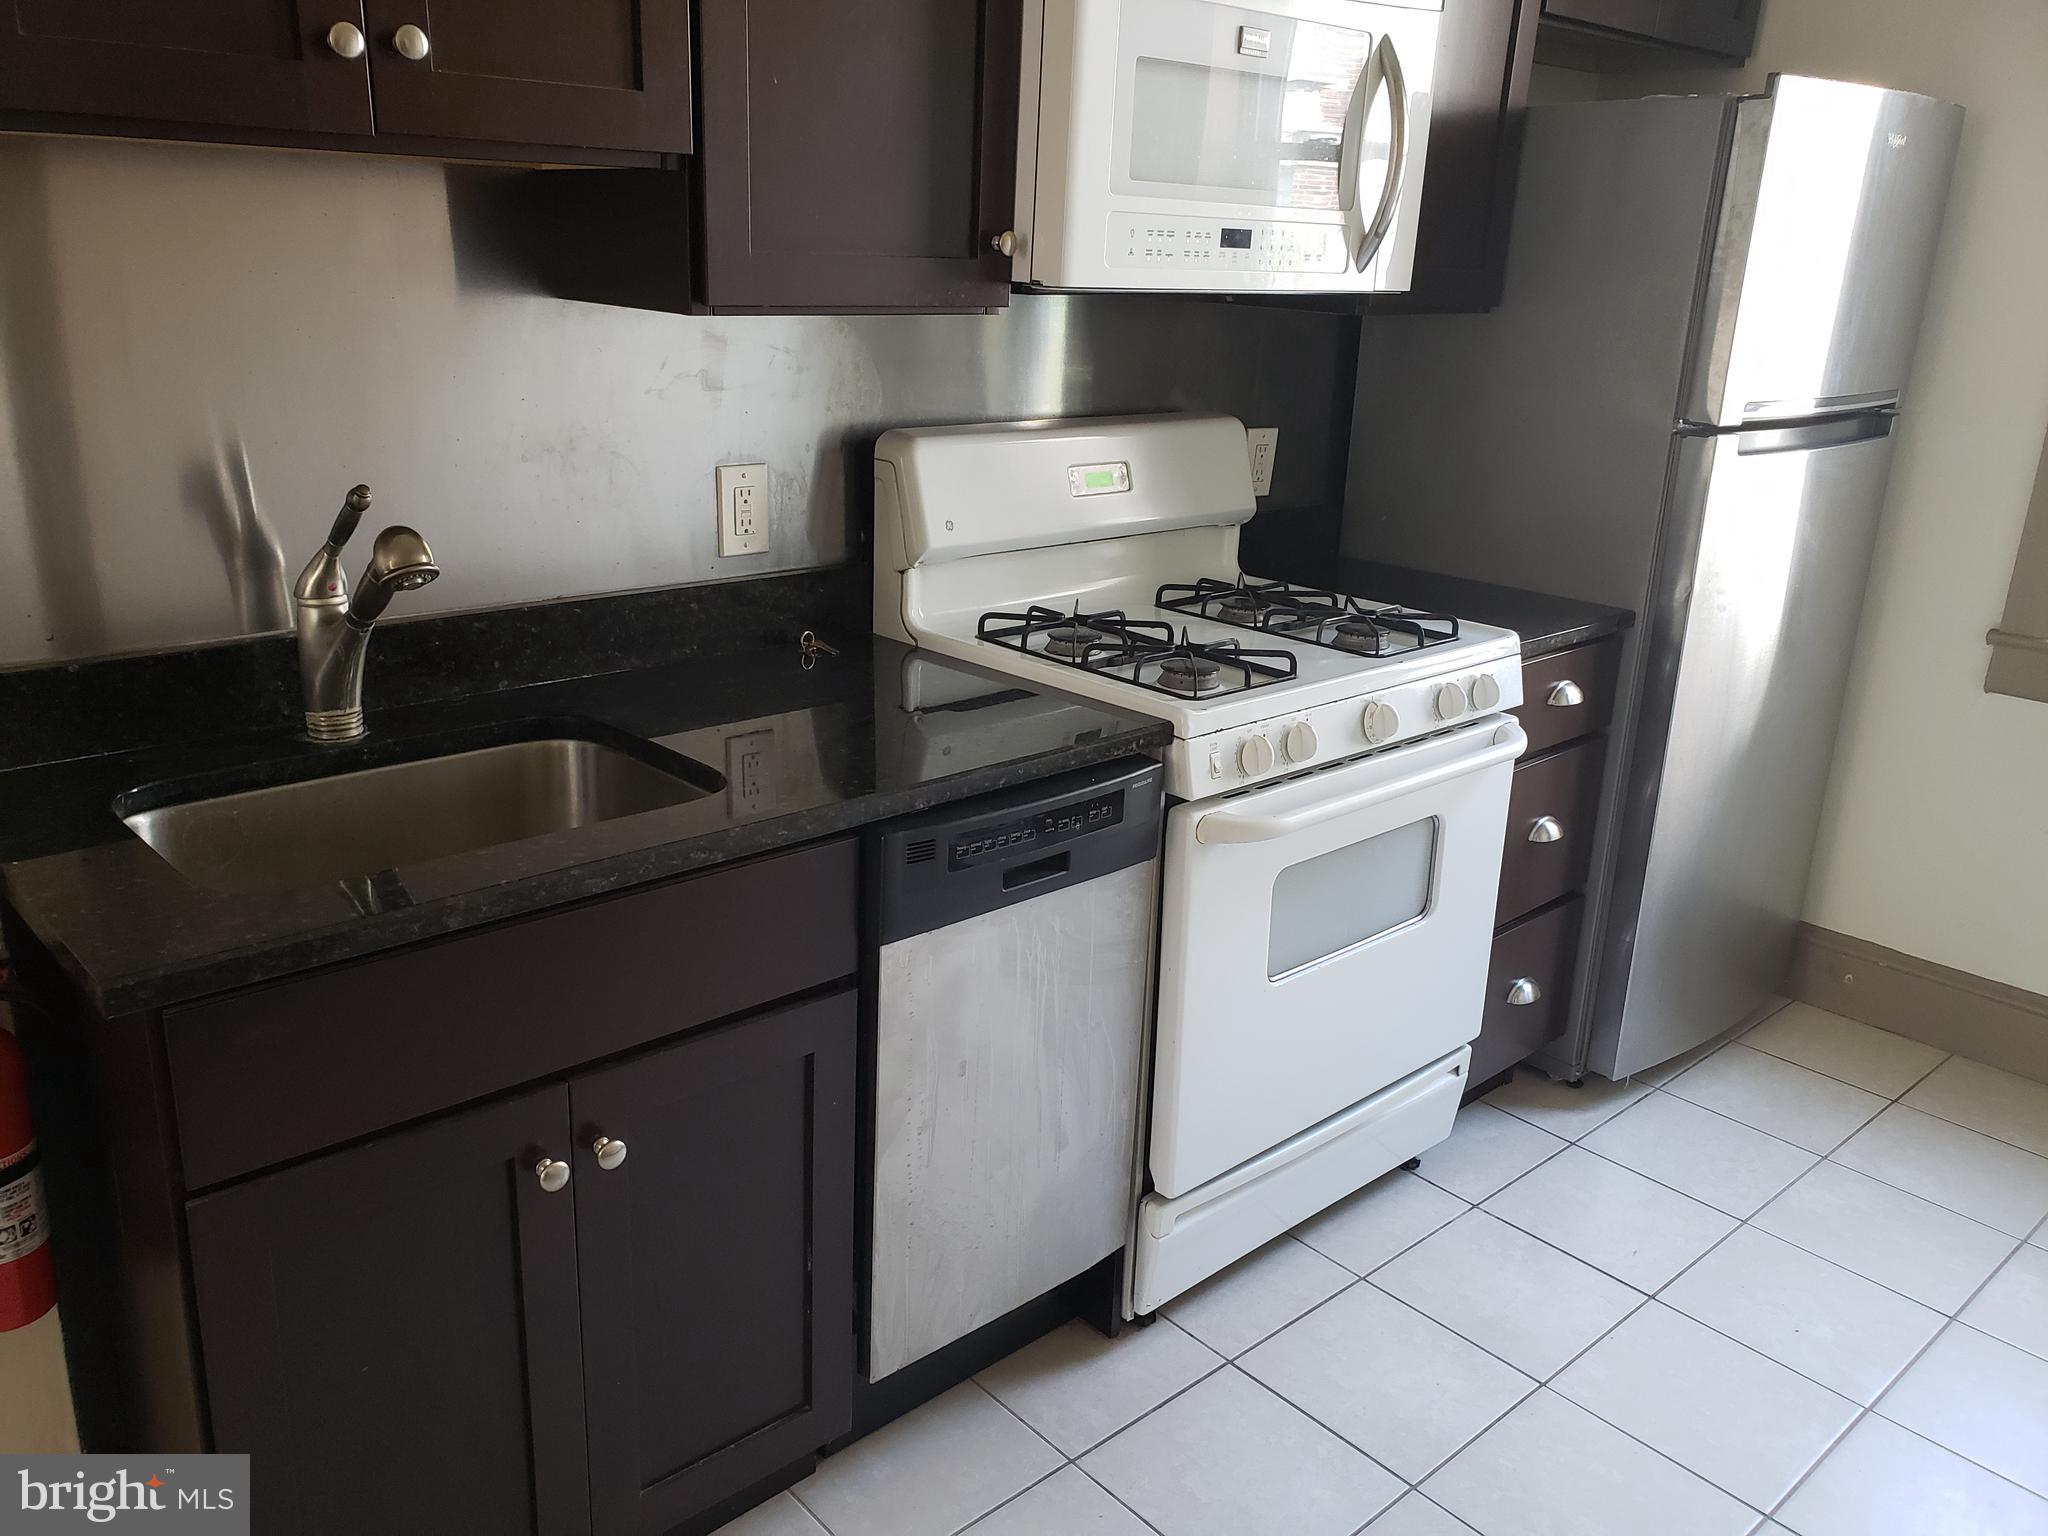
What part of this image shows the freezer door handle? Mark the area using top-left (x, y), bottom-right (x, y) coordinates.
top-left (1734, 411), bottom-right (1897, 456)
top-left (1194, 718), bottom-right (1527, 845)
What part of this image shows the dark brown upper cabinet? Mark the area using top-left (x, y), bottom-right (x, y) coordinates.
top-left (357, 0), bottom-right (692, 154)
top-left (0, 0), bottom-right (374, 135)
top-left (1540, 0), bottom-right (1762, 62)
top-left (0, 0), bottom-right (688, 161)
top-left (1369, 0), bottom-right (1543, 314)
top-left (692, 0), bottom-right (1021, 311)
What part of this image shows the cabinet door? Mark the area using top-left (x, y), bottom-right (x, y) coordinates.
top-left (1541, 0), bottom-right (1662, 33)
top-left (1652, 0), bottom-right (1762, 58)
top-left (358, 0), bottom-right (691, 153)
top-left (1379, 0), bottom-right (1541, 312)
top-left (0, 0), bottom-right (372, 134)
top-left (573, 992), bottom-right (856, 1535)
top-left (695, 0), bottom-right (1019, 311)
top-left (186, 1086), bottom-right (588, 1536)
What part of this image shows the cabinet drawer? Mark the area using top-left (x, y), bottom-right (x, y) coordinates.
top-left (167, 837), bottom-right (857, 1189)
top-left (1469, 896), bottom-right (1584, 1085)
top-left (1497, 737), bottom-right (1605, 925)
top-left (1513, 637), bottom-right (1621, 756)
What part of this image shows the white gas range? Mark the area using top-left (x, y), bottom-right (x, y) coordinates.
top-left (873, 413), bottom-right (1526, 1314)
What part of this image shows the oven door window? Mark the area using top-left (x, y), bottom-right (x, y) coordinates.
top-left (1115, 0), bottom-right (1370, 212)
top-left (1267, 816), bottom-right (1438, 979)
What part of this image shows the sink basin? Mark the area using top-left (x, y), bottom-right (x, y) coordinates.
top-left (121, 737), bottom-right (718, 895)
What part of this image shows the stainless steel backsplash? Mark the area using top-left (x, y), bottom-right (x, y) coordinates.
top-left (0, 134), bottom-right (1355, 667)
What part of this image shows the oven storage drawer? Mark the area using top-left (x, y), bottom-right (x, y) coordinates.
top-left (1497, 737), bottom-right (1605, 926)
top-left (1470, 897), bottom-right (1583, 1084)
top-left (1513, 638), bottom-right (1621, 757)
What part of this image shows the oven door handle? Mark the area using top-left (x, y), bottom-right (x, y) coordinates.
top-left (1194, 718), bottom-right (1526, 846)
top-left (1339, 33), bottom-right (1409, 275)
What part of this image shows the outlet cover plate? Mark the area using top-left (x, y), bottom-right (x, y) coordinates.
top-left (1247, 428), bottom-right (1278, 496)
top-left (716, 462), bottom-right (769, 556)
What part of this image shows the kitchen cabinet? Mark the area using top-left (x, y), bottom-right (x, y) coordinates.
top-left (355, 0), bottom-right (692, 154)
top-left (0, 0), bottom-right (689, 161)
top-left (187, 996), bottom-right (854, 1536)
top-left (1539, 0), bottom-right (1761, 62)
top-left (19, 837), bottom-right (860, 1534)
top-left (1371, 0), bottom-right (1543, 314)
top-left (1468, 636), bottom-right (1622, 1087)
top-left (693, 0), bottom-right (1018, 310)
top-left (186, 1086), bottom-right (590, 1536)
top-left (0, 1), bottom-right (373, 136)
top-left (575, 995), bottom-right (854, 1535)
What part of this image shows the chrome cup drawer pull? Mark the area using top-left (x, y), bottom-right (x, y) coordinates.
top-left (1527, 815), bottom-right (1564, 843)
top-left (1547, 679), bottom-right (1585, 707)
top-left (1505, 978), bottom-right (1542, 1006)
top-left (534, 1156), bottom-right (570, 1193)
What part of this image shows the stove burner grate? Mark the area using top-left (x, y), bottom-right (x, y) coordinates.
top-left (1155, 575), bottom-right (1460, 655)
top-left (975, 606), bottom-right (1297, 699)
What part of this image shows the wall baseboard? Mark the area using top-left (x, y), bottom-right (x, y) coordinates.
top-left (1787, 924), bottom-right (2048, 1086)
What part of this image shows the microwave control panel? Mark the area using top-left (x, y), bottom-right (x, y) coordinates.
top-left (1106, 215), bottom-right (1349, 274)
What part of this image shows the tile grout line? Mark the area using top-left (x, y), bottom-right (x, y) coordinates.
top-left (1760, 1227), bottom-right (2037, 1525)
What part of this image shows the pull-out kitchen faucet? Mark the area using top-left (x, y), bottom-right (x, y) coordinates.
top-left (293, 485), bottom-right (439, 741)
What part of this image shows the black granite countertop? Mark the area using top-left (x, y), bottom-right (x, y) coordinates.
top-left (2, 609), bottom-right (1167, 1016)
top-left (1308, 559), bottom-right (1633, 660)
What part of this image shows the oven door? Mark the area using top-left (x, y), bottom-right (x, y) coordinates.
top-left (1149, 715), bottom-right (1524, 1199)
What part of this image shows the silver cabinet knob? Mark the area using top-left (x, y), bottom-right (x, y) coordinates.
top-left (1505, 977), bottom-right (1542, 1006)
top-left (392, 22), bottom-right (431, 59)
top-left (592, 1135), bottom-right (628, 1171)
top-left (1527, 816), bottom-right (1564, 844)
top-left (326, 21), bottom-right (367, 58)
top-left (534, 1157), bottom-right (570, 1193)
top-left (1548, 679), bottom-right (1585, 707)
top-left (990, 230), bottom-right (1020, 258)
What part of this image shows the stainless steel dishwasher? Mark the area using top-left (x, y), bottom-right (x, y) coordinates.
top-left (864, 758), bottom-right (1163, 1382)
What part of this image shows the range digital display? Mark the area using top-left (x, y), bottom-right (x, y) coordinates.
top-left (1219, 227), bottom-right (1253, 249)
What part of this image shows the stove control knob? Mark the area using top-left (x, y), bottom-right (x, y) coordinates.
top-left (1238, 733), bottom-right (1276, 776)
top-left (1434, 682), bottom-right (1468, 721)
top-left (1469, 674), bottom-right (1503, 711)
top-left (1361, 700), bottom-right (1400, 745)
top-left (1282, 722), bottom-right (1318, 762)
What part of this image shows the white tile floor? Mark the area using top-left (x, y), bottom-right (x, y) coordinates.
top-left (724, 1004), bottom-right (2048, 1536)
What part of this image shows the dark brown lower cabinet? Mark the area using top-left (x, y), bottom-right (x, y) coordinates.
top-left (186, 990), bottom-right (856, 1536)
top-left (575, 992), bottom-right (855, 1535)
top-left (186, 1084), bottom-right (589, 1536)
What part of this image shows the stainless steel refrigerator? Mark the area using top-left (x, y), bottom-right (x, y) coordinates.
top-left (1344, 76), bottom-right (1963, 1079)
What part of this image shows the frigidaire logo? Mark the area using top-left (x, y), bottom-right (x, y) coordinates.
top-left (4, 1455), bottom-right (249, 1533)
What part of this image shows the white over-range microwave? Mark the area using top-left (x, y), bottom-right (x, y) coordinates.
top-left (1011, 0), bottom-right (1442, 295)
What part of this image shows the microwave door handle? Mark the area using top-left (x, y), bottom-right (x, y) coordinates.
top-left (1194, 719), bottom-right (1527, 845)
top-left (1339, 35), bottom-right (1409, 274)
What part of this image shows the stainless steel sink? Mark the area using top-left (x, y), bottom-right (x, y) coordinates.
top-left (121, 737), bottom-right (717, 895)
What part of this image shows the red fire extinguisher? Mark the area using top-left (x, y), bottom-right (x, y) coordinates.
top-left (0, 1021), bottom-right (57, 1331)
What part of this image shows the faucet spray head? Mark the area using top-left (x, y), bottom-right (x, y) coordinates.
top-left (346, 526), bottom-right (440, 627)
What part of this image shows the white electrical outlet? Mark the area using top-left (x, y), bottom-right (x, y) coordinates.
top-left (725, 728), bottom-right (780, 817)
top-left (1247, 428), bottom-right (1279, 496)
top-left (715, 463), bottom-right (770, 556)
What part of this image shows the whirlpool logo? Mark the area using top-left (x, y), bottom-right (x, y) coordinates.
top-left (3, 1457), bottom-right (248, 1533)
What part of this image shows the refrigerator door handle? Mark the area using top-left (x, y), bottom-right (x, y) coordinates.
top-left (1734, 411), bottom-right (1897, 456)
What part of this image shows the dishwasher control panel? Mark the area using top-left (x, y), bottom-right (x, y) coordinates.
top-left (951, 791), bottom-right (1123, 868)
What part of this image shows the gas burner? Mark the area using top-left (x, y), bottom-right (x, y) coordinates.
top-left (1042, 620), bottom-right (1111, 659)
top-left (1157, 653), bottom-right (1222, 696)
top-left (975, 607), bottom-right (1297, 700)
top-left (1157, 575), bottom-right (1461, 656)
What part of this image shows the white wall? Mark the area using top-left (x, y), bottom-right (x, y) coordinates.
top-left (1578, 1), bottom-right (2048, 994)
